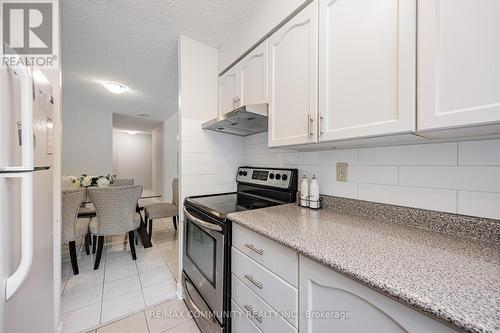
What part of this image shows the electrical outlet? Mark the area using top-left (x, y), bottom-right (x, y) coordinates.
top-left (337, 162), bottom-right (348, 182)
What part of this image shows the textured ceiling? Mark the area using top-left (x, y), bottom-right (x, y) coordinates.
top-left (62, 0), bottom-right (264, 121)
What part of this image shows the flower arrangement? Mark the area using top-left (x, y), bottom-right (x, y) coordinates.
top-left (71, 174), bottom-right (116, 187)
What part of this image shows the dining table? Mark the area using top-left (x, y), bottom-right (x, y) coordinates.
top-left (78, 192), bottom-right (162, 248)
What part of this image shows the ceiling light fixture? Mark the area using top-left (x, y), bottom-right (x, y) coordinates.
top-left (102, 81), bottom-right (129, 94)
top-left (126, 131), bottom-right (138, 135)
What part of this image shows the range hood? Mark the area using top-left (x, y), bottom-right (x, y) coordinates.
top-left (202, 103), bottom-right (268, 136)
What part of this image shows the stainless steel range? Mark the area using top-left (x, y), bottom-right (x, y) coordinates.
top-left (182, 167), bottom-right (298, 333)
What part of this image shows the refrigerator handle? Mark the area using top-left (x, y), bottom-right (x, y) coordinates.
top-left (18, 65), bottom-right (34, 170)
top-left (3, 172), bottom-right (33, 300)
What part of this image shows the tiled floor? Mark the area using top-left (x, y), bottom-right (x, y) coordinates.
top-left (61, 216), bottom-right (182, 333)
top-left (86, 298), bottom-right (200, 333)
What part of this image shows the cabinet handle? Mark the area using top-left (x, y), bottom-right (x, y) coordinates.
top-left (319, 113), bottom-right (324, 135)
top-left (243, 304), bottom-right (263, 323)
top-left (244, 243), bottom-right (264, 255)
top-left (233, 96), bottom-right (241, 109)
top-left (244, 274), bottom-right (263, 289)
top-left (307, 114), bottom-right (314, 138)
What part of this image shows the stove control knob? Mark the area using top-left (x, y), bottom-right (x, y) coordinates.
top-left (242, 171), bottom-right (248, 176)
top-left (238, 171), bottom-right (243, 176)
top-left (282, 174), bottom-right (288, 181)
top-left (269, 173), bottom-right (274, 179)
top-left (275, 174), bottom-right (281, 180)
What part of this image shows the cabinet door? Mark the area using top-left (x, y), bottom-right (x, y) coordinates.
top-left (239, 40), bottom-right (268, 106)
top-left (299, 255), bottom-right (458, 333)
top-left (418, 0), bottom-right (500, 131)
top-left (319, 0), bottom-right (416, 142)
top-left (218, 67), bottom-right (238, 115)
top-left (268, 0), bottom-right (318, 147)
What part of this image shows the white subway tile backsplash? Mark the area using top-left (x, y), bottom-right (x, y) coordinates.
top-left (350, 166), bottom-right (398, 185)
top-left (183, 183), bottom-right (237, 197)
top-left (303, 149), bottom-right (358, 165)
top-left (399, 166), bottom-right (500, 192)
top-left (322, 181), bottom-right (358, 199)
top-left (458, 139), bottom-right (500, 165)
top-left (238, 135), bottom-right (499, 218)
top-left (182, 162), bottom-right (239, 175)
top-left (358, 184), bottom-right (457, 213)
top-left (359, 143), bottom-right (457, 165)
top-left (458, 191), bottom-right (500, 220)
top-left (182, 152), bottom-right (240, 165)
top-left (181, 126), bottom-right (499, 220)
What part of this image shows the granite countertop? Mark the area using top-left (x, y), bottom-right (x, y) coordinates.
top-left (227, 203), bottom-right (500, 333)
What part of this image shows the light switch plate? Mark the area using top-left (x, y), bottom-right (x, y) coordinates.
top-left (337, 162), bottom-right (348, 182)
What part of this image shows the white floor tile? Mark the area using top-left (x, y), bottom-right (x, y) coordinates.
top-left (103, 274), bottom-right (141, 300)
top-left (62, 284), bottom-right (102, 313)
top-left (166, 320), bottom-right (201, 333)
top-left (139, 266), bottom-right (174, 288)
top-left (101, 290), bottom-right (145, 324)
top-left (64, 269), bottom-right (105, 294)
top-left (105, 253), bottom-right (136, 269)
top-left (136, 247), bottom-right (161, 262)
top-left (61, 302), bottom-right (101, 333)
top-left (145, 298), bottom-right (190, 333)
top-left (142, 279), bottom-right (177, 306)
top-left (61, 227), bottom-right (180, 331)
top-left (104, 262), bottom-right (138, 282)
top-left (137, 256), bottom-right (167, 273)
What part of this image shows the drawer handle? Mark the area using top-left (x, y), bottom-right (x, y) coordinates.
top-left (244, 243), bottom-right (264, 255)
top-left (244, 274), bottom-right (263, 289)
top-left (243, 304), bottom-right (263, 323)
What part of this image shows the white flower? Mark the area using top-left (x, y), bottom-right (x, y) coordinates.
top-left (81, 176), bottom-right (92, 187)
top-left (97, 177), bottom-right (110, 187)
top-left (69, 176), bottom-right (80, 188)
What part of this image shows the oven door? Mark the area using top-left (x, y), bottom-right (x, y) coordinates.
top-left (183, 206), bottom-right (224, 324)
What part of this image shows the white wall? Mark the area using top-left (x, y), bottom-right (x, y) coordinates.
top-left (152, 127), bottom-right (163, 195)
top-left (242, 133), bottom-right (500, 220)
top-left (163, 112), bottom-right (179, 201)
top-left (217, 0), bottom-right (308, 72)
top-left (62, 107), bottom-right (113, 176)
top-left (112, 131), bottom-right (152, 190)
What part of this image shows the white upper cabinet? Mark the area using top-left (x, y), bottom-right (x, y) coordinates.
top-left (418, 0), bottom-right (500, 132)
top-left (218, 66), bottom-right (238, 115)
top-left (318, 0), bottom-right (416, 142)
top-left (239, 40), bottom-right (268, 106)
top-left (268, 0), bottom-right (318, 147)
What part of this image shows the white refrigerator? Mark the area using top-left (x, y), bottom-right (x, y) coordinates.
top-left (1, 65), bottom-right (55, 333)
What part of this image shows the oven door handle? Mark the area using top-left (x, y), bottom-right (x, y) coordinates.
top-left (183, 276), bottom-right (217, 323)
top-left (184, 207), bottom-right (223, 232)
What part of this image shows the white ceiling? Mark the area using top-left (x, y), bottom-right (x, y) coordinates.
top-left (62, 0), bottom-right (264, 122)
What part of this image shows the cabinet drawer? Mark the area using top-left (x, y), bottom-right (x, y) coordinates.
top-left (232, 223), bottom-right (298, 286)
top-left (232, 274), bottom-right (297, 333)
top-left (232, 300), bottom-right (262, 333)
top-left (232, 247), bottom-right (298, 327)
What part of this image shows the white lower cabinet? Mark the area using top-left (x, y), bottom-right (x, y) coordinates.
top-left (232, 274), bottom-right (296, 333)
top-left (232, 300), bottom-right (262, 333)
top-left (231, 247), bottom-right (298, 327)
top-left (231, 225), bottom-right (460, 333)
top-left (298, 255), bottom-right (459, 333)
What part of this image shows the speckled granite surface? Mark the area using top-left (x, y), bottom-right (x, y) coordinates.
top-left (227, 201), bottom-right (500, 333)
